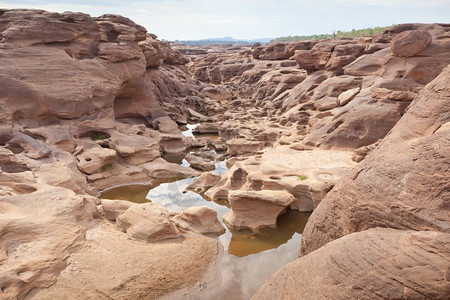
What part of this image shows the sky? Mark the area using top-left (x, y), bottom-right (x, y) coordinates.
top-left (1, 0), bottom-right (449, 40)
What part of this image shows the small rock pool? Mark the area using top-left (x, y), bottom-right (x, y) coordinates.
top-left (99, 124), bottom-right (311, 299)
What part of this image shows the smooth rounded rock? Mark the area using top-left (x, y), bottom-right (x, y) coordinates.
top-left (390, 30), bottom-right (432, 57)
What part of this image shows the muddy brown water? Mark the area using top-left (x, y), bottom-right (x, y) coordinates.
top-left (99, 124), bottom-right (311, 299)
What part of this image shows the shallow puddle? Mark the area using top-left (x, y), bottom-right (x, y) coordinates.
top-left (180, 123), bottom-right (219, 140)
top-left (99, 184), bottom-right (154, 203)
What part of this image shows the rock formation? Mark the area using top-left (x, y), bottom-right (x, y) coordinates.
top-left (0, 9), bottom-right (221, 299)
top-left (252, 45), bottom-right (449, 300)
top-left (254, 229), bottom-right (450, 299)
top-left (1, 8), bottom-right (449, 299)
top-left (182, 23), bottom-right (450, 236)
top-left (300, 63), bottom-right (450, 256)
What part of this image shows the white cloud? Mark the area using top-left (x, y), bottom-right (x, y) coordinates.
top-left (1, 0), bottom-right (449, 40)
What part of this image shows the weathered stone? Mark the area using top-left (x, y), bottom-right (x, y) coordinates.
top-left (76, 147), bottom-right (117, 175)
top-left (390, 30), bottom-right (432, 57)
top-left (172, 206), bottom-right (225, 235)
top-left (186, 172), bottom-right (222, 194)
top-left (223, 190), bottom-right (295, 232)
top-left (254, 229), bottom-right (450, 300)
top-left (116, 203), bottom-right (181, 242)
top-left (100, 199), bottom-right (134, 221)
top-left (300, 65), bottom-right (450, 256)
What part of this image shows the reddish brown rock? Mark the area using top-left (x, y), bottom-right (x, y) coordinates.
top-left (344, 24), bottom-right (450, 85)
top-left (252, 41), bottom-right (311, 60)
top-left (254, 229), bottom-right (450, 300)
top-left (300, 64), bottom-right (450, 256)
top-left (390, 30), bottom-right (432, 57)
top-left (185, 153), bottom-right (215, 171)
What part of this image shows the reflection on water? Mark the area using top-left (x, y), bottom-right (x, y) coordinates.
top-left (180, 123), bottom-right (199, 138)
top-left (227, 210), bottom-right (310, 257)
top-left (99, 185), bottom-right (154, 203)
top-left (180, 123), bottom-right (219, 140)
top-left (201, 234), bottom-right (304, 300)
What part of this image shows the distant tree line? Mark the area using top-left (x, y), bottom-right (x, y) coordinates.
top-left (270, 26), bottom-right (392, 43)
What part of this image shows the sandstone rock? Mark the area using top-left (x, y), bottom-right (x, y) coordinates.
top-left (152, 116), bottom-right (180, 134)
top-left (98, 42), bottom-right (144, 62)
top-left (192, 123), bottom-right (219, 134)
top-left (109, 132), bottom-right (160, 165)
top-left (100, 199), bottom-right (134, 221)
top-left (314, 97), bottom-right (339, 111)
top-left (338, 87), bottom-right (360, 106)
top-left (185, 153), bottom-right (215, 172)
top-left (142, 157), bottom-right (200, 179)
top-left (252, 41), bottom-right (311, 60)
top-left (186, 172), bottom-right (222, 194)
top-left (224, 190), bottom-right (295, 232)
top-left (254, 229), bottom-right (450, 300)
top-left (202, 87), bottom-right (232, 101)
top-left (302, 87), bottom-right (403, 150)
top-left (159, 41), bottom-right (189, 65)
top-left (344, 24), bottom-right (450, 85)
top-left (300, 65), bottom-right (450, 256)
top-left (6, 133), bottom-right (52, 159)
top-left (76, 147), bottom-right (117, 175)
top-left (206, 147), bottom-right (356, 212)
top-left (116, 203), bottom-right (181, 242)
top-left (0, 147), bottom-right (30, 173)
top-left (351, 139), bottom-right (381, 162)
top-left (172, 206), bottom-right (225, 235)
top-left (371, 88), bottom-right (417, 101)
top-left (0, 185), bottom-right (98, 299)
top-left (226, 139), bottom-right (264, 155)
top-left (139, 36), bottom-right (164, 67)
top-left (29, 223), bottom-right (221, 300)
top-left (390, 30), bottom-right (432, 57)
top-left (294, 40), bottom-right (364, 72)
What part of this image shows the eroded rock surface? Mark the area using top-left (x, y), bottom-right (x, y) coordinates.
top-left (300, 64), bottom-right (450, 256)
top-left (0, 9), bottom-right (222, 300)
top-left (1, 10), bottom-right (449, 299)
top-left (254, 229), bottom-right (450, 300)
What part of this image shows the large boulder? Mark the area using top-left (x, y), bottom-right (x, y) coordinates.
top-left (300, 64), bottom-right (450, 256)
top-left (390, 30), bottom-right (432, 57)
top-left (223, 190), bottom-right (294, 232)
top-left (254, 229), bottom-right (450, 300)
top-left (76, 147), bottom-right (117, 175)
top-left (172, 206), bottom-right (225, 235)
top-left (116, 203), bottom-right (181, 242)
top-left (344, 24), bottom-right (450, 85)
top-left (109, 132), bottom-right (160, 165)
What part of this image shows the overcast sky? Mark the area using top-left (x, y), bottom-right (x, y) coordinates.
top-left (1, 0), bottom-right (449, 40)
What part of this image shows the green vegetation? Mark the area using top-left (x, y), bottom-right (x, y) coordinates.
top-left (297, 175), bottom-right (308, 181)
top-left (271, 26), bottom-right (392, 43)
top-left (91, 132), bottom-right (106, 140)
